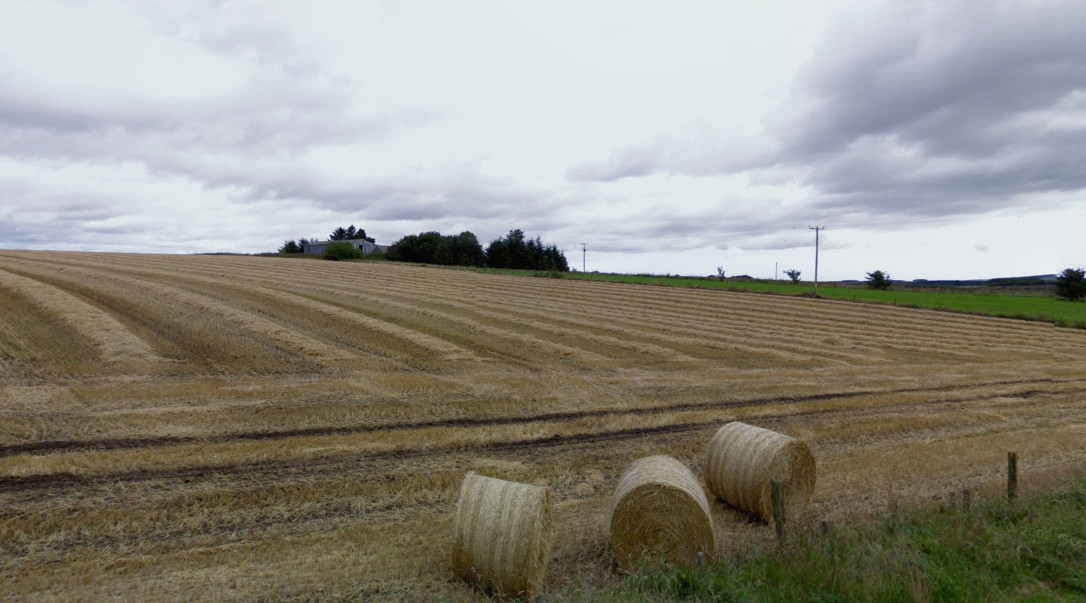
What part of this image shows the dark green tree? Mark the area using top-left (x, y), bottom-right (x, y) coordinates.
top-left (387, 231), bottom-right (485, 266)
top-left (485, 229), bottom-right (568, 271)
top-left (1056, 267), bottom-right (1086, 301)
top-left (784, 269), bottom-right (801, 284)
top-left (484, 236), bottom-right (509, 268)
top-left (866, 270), bottom-right (893, 290)
top-left (386, 232), bottom-right (441, 263)
top-left (278, 240), bottom-right (301, 254)
top-left (544, 243), bottom-right (568, 272)
top-left (486, 229), bottom-right (528, 269)
top-left (329, 226), bottom-right (350, 241)
top-left (453, 231), bottom-right (485, 266)
top-left (329, 225), bottom-right (369, 241)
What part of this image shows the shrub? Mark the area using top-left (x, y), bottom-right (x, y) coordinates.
top-left (1056, 267), bottom-right (1085, 301)
top-left (866, 270), bottom-right (893, 290)
top-left (323, 241), bottom-right (362, 261)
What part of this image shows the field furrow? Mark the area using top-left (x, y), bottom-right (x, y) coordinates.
top-left (1, 253), bottom-right (481, 362)
top-left (0, 264), bottom-right (322, 376)
top-left (134, 259), bottom-right (886, 366)
top-left (0, 267), bottom-right (162, 369)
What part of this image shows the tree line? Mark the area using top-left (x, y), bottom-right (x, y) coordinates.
top-left (388, 228), bottom-right (568, 271)
top-left (277, 225), bottom-right (569, 271)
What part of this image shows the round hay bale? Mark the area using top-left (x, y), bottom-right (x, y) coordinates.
top-left (451, 472), bottom-right (552, 598)
top-left (609, 455), bottom-right (715, 571)
top-left (704, 422), bottom-right (816, 521)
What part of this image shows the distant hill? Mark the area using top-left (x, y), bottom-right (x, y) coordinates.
top-left (911, 274), bottom-right (1057, 287)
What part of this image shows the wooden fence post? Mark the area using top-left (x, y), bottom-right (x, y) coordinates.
top-left (1007, 452), bottom-right (1018, 503)
top-left (771, 479), bottom-right (785, 547)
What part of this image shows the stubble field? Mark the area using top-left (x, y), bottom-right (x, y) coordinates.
top-left (1, 250), bottom-right (1085, 600)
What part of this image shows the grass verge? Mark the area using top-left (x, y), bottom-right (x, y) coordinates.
top-left (599, 479), bottom-right (1086, 602)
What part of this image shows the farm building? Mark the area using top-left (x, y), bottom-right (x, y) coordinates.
top-left (302, 238), bottom-right (381, 254)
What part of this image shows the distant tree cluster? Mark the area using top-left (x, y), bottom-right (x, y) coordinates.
top-left (484, 229), bottom-right (569, 271)
top-left (278, 240), bottom-right (302, 254)
top-left (276, 223), bottom-right (569, 271)
top-left (1056, 267), bottom-right (1085, 301)
top-left (386, 231), bottom-right (485, 266)
top-left (385, 228), bottom-right (569, 271)
top-left (329, 225), bottom-right (372, 242)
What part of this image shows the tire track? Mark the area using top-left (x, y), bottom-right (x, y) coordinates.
top-left (3, 377), bottom-right (1078, 458)
top-left (0, 390), bottom-right (1061, 495)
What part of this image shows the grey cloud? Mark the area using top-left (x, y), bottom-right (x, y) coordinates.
top-left (777, 2), bottom-right (1086, 158)
top-left (222, 167), bottom-right (558, 224)
top-left (567, 123), bottom-right (770, 182)
top-left (0, 4), bottom-right (582, 253)
top-left (0, 64), bottom-right (452, 231)
top-left (578, 208), bottom-right (791, 254)
top-left (137, 3), bottom-right (331, 80)
top-left (569, 1), bottom-right (1086, 225)
top-left (766, 1), bottom-right (1086, 218)
top-left (567, 149), bottom-right (657, 182)
top-left (732, 233), bottom-right (812, 252)
top-left (0, 187), bottom-right (141, 248)
top-left (0, 74), bottom-right (420, 160)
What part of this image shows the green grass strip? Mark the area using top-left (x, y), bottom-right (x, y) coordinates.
top-left (603, 479), bottom-right (1086, 602)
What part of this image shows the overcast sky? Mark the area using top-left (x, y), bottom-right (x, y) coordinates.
top-left (1, 0), bottom-right (1084, 280)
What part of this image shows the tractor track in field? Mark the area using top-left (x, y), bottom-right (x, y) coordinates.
top-left (3, 381), bottom-right (1082, 496)
top-left (2, 377), bottom-right (1078, 458)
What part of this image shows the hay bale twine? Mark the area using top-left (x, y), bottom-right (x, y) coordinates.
top-left (609, 455), bottom-right (715, 571)
top-left (451, 472), bottom-right (552, 598)
top-left (704, 422), bottom-right (816, 521)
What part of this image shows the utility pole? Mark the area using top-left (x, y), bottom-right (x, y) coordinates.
top-left (581, 243), bottom-right (587, 273)
top-left (775, 261), bottom-right (778, 281)
top-left (809, 226), bottom-right (824, 290)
